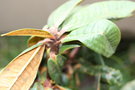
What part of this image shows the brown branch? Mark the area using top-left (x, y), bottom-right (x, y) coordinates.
top-left (66, 47), bottom-right (80, 65)
top-left (69, 47), bottom-right (80, 59)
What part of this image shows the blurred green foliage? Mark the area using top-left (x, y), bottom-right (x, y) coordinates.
top-left (0, 36), bottom-right (28, 68)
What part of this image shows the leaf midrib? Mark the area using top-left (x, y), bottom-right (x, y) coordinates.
top-left (9, 47), bottom-right (41, 89)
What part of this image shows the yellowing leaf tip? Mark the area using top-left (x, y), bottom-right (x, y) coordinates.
top-left (1, 34), bottom-right (6, 37)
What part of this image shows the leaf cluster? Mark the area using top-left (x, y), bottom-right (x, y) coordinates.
top-left (0, 0), bottom-right (135, 90)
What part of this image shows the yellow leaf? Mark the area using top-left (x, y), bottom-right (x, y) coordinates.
top-left (28, 36), bottom-right (44, 47)
top-left (0, 45), bottom-right (45, 90)
top-left (1, 28), bottom-right (54, 38)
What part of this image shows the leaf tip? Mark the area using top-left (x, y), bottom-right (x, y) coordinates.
top-left (1, 34), bottom-right (6, 37)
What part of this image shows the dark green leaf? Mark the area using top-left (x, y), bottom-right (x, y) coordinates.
top-left (56, 55), bottom-right (67, 68)
top-left (47, 58), bottom-right (62, 84)
top-left (38, 71), bottom-right (47, 84)
top-left (47, 55), bottom-right (67, 84)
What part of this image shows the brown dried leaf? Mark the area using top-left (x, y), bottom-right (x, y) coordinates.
top-left (1, 28), bottom-right (54, 38)
top-left (0, 45), bottom-right (45, 90)
top-left (28, 36), bottom-right (44, 47)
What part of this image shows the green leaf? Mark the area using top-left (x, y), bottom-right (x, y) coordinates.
top-left (59, 44), bottom-right (80, 54)
top-left (61, 0), bottom-right (135, 31)
top-left (47, 58), bottom-right (62, 84)
top-left (56, 55), bottom-right (67, 68)
top-left (80, 65), bottom-right (122, 85)
top-left (47, 55), bottom-right (67, 84)
top-left (38, 70), bottom-right (47, 84)
top-left (121, 80), bottom-right (135, 90)
top-left (62, 19), bottom-right (121, 57)
top-left (47, 0), bottom-right (83, 28)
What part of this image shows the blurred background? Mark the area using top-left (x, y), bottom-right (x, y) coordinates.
top-left (0, 0), bottom-right (135, 89)
top-left (0, 0), bottom-right (135, 36)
